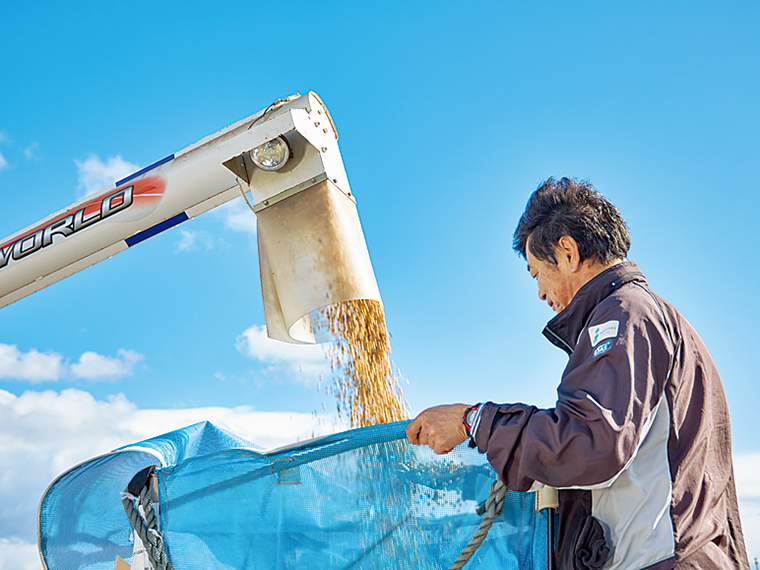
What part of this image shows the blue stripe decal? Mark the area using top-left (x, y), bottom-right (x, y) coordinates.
top-left (116, 154), bottom-right (175, 187)
top-left (125, 212), bottom-right (189, 247)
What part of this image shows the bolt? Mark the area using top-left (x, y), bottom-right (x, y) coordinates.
top-left (323, 128), bottom-right (328, 133)
top-left (314, 122), bottom-right (320, 127)
top-left (263, 200), bottom-right (269, 205)
top-left (321, 147), bottom-right (328, 152)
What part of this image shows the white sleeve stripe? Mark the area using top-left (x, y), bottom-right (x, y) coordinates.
top-left (558, 396), bottom-right (663, 491)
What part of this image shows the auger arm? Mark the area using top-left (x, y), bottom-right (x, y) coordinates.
top-left (0, 92), bottom-right (380, 343)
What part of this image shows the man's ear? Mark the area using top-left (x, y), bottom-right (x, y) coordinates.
top-left (556, 236), bottom-right (581, 272)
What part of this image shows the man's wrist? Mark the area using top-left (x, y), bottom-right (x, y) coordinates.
top-left (462, 403), bottom-right (483, 441)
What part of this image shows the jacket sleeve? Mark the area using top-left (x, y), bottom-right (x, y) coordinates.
top-left (474, 292), bottom-right (674, 492)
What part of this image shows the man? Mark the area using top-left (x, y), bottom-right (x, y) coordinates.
top-left (406, 178), bottom-right (748, 569)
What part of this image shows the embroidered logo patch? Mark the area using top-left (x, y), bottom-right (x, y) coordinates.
top-left (593, 340), bottom-right (613, 358)
top-left (588, 320), bottom-right (619, 347)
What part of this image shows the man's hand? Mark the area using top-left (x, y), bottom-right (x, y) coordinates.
top-left (405, 404), bottom-right (470, 455)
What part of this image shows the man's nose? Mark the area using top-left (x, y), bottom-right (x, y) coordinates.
top-left (538, 287), bottom-right (547, 301)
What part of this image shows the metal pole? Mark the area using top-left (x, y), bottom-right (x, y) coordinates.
top-left (548, 507), bottom-right (556, 570)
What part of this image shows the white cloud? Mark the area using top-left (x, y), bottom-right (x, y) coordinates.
top-left (176, 229), bottom-right (215, 252)
top-left (0, 343), bottom-right (143, 383)
top-left (0, 134), bottom-right (40, 171)
top-left (23, 142), bottom-right (40, 161)
top-left (735, 453), bottom-right (760, 561)
top-left (0, 538), bottom-right (39, 570)
top-left (70, 349), bottom-right (143, 380)
top-left (734, 453), bottom-right (760, 559)
top-left (175, 199), bottom-right (252, 254)
top-left (218, 197), bottom-right (257, 235)
top-left (236, 324), bottom-right (330, 381)
top-left (74, 154), bottom-right (139, 198)
top-left (0, 132), bottom-right (9, 170)
top-left (170, 194), bottom-right (256, 258)
top-left (735, 453), bottom-right (760, 499)
top-left (0, 344), bottom-right (64, 382)
top-left (0, 387), bottom-right (343, 567)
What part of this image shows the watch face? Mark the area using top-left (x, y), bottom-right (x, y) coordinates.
top-left (466, 409), bottom-right (477, 428)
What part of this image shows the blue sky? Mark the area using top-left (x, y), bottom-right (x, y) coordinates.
top-left (1, 1), bottom-right (760, 567)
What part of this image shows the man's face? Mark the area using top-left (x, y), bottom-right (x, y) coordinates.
top-left (525, 236), bottom-right (577, 314)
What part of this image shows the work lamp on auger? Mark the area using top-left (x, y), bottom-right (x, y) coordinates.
top-left (249, 136), bottom-right (290, 171)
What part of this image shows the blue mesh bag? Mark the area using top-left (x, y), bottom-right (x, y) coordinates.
top-left (39, 421), bottom-right (553, 570)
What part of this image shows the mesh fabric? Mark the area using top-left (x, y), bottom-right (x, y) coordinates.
top-left (39, 421), bottom-right (551, 570)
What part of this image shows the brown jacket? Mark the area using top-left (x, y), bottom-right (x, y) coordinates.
top-left (474, 262), bottom-right (748, 570)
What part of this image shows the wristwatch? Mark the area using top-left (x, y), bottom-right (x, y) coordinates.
top-left (462, 404), bottom-right (480, 439)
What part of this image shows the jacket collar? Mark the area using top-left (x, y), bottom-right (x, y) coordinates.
top-left (542, 261), bottom-right (646, 355)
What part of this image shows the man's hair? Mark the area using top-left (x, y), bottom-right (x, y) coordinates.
top-left (513, 177), bottom-right (630, 265)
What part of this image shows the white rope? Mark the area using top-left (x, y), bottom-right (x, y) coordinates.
top-left (122, 478), bottom-right (174, 570)
top-left (120, 462), bottom-right (506, 570)
top-left (447, 479), bottom-right (507, 570)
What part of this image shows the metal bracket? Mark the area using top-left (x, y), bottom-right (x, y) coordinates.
top-left (253, 172), bottom-right (343, 213)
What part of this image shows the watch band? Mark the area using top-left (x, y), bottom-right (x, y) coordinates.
top-left (462, 404), bottom-right (479, 439)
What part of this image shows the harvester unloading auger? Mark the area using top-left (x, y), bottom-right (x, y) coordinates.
top-left (0, 93), bottom-right (378, 344)
top-left (1, 94), bottom-right (557, 570)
